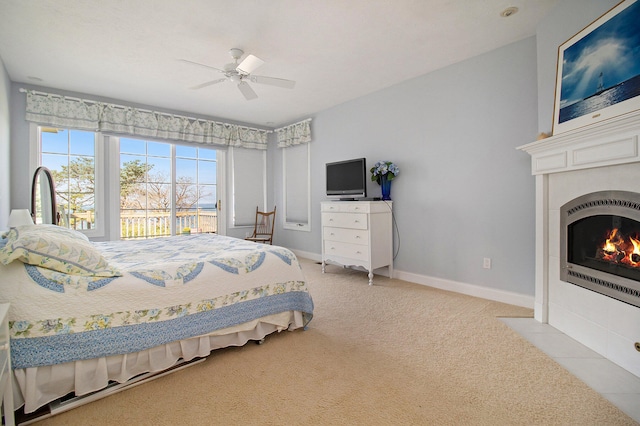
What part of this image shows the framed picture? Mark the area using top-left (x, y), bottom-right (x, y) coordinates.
top-left (552, 0), bottom-right (640, 135)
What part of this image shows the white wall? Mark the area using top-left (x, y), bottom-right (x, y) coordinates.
top-left (275, 37), bottom-right (539, 298)
top-left (0, 56), bottom-right (10, 229)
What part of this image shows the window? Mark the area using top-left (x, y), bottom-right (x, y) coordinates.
top-left (230, 146), bottom-right (266, 227)
top-left (119, 138), bottom-right (219, 239)
top-left (38, 127), bottom-right (104, 237)
top-left (33, 126), bottom-right (224, 241)
top-left (176, 145), bottom-right (218, 235)
top-left (282, 143), bottom-right (310, 231)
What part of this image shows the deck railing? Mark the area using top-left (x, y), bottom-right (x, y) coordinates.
top-left (64, 210), bottom-right (218, 238)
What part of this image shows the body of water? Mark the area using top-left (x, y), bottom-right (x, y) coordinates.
top-left (559, 74), bottom-right (640, 123)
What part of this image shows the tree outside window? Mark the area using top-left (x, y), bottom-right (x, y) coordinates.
top-left (40, 128), bottom-right (217, 239)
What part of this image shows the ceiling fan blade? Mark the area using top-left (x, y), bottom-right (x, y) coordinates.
top-left (236, 54), bottom-right (264, 75)
top-left (237, 81), bottom-right (258, 100)
top-left (249, 75), bottom-right (296, 89)
top-left (179, 59), bottom-right (225, 73)
top-left (189, 78), bottom-right (227, 90)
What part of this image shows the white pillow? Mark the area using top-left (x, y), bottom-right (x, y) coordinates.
top-left (0, 224), bottom-right (121, 277)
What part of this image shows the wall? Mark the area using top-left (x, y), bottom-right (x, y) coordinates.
top-left (0, 57), bottom-right (10, 229)
top-left (275, 37), bottom-right (539, 300)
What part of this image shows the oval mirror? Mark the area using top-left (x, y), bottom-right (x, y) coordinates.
top-left (31, 166), bottom-right (58, 225)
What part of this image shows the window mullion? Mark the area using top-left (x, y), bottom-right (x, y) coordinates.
top-left (171, 144), bottom-right (176, 236)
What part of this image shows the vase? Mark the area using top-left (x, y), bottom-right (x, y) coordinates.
top-left (380, 174), bottom-right (392, 200)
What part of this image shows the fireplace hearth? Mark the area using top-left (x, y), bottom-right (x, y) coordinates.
top-left (561, 190), bottom-right (640, 309)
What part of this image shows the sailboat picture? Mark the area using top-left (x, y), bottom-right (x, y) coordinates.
top-left (553, 0), bottom-right (640, 135)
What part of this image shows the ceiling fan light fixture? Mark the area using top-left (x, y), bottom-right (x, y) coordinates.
top-left (229, 48), bottom-right (244, 60)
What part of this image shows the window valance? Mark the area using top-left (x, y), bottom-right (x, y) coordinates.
top-left (23, 90), bottom-right (269, 149)
top-left (276, 119), bottom-right (312, 148)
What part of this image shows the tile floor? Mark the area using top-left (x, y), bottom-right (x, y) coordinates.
top-left (500, 318), bottom-right (640, 423)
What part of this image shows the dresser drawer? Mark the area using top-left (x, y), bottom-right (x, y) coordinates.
top-left (323, 240), bottom-right (369, 261)
top-left (321, 202), bottom-right (373, 213)
top-left (323, 226), bottom-right (369, 246)
top-left (322, 212), bottom-right (368, 229)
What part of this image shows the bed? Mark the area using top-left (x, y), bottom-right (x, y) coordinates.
top-left (0, 224), bottom-right (314, 415)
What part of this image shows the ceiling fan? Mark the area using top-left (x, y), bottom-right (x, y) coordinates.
top-left (181, 48), bottom-right (296, 100)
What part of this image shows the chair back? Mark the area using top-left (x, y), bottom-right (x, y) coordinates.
top-left (245, 206), bottom-right (276, 244)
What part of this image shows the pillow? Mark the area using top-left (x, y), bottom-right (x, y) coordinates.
top-left (0, 224), bottom-right (121, 277)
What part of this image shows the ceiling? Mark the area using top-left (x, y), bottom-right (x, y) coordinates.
top-left (0, 0), bottom-right (558, 128)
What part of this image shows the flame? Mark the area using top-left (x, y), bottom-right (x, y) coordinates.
top-left (603, 229), bottom-right (619, 254)
top-left (630, 236), bottom-right (640, 265)
top-left (601, 228), bottom-right (623, 261)
top-left (598, 228), bottom-right (640, 267)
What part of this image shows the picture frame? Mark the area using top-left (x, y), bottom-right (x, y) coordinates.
top-left (552, 0), bottom-right (640, 135)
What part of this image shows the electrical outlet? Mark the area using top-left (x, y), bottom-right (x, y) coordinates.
top-left (483, 258), bottom-right (491, 269)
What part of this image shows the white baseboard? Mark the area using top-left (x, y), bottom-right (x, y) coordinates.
top-left (393, 270), bottom-right (534, 309)
top-left (290, 249), bottom-right (321, 263)
top-left (293, 251), bottom-right (534, 309)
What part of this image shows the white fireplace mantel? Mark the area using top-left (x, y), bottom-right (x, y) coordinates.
top-left (518, 109), bottom-right (640, 378)
top-left (518, 109), bottom-right (640, 175)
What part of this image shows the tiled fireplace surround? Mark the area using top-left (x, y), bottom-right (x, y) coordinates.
top-left (520, 110), bottom-right (640, 378)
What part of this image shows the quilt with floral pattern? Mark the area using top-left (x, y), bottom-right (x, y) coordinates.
top-left (0, 234), bottom-right (313, 369)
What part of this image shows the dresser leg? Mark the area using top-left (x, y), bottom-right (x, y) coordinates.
top-left (368, 271), bottom-right (374, 285)
top-left (321, 261), bottom-right (325, 274)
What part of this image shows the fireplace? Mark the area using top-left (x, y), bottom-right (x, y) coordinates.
top-left (561, 190), bottom-right (640, 309)
top-left (519, 110), bottom-right (640, 378)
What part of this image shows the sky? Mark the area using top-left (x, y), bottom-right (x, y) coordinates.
top-left (559, 0), bottom-right (640, 107)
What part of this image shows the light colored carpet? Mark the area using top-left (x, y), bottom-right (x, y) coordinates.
top-left (31, 258), bottom-right (636, 425)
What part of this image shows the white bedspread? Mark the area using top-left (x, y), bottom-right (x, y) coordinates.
top-left (0, 234), bottom-right (313, 370)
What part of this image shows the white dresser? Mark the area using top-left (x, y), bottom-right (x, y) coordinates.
top-left (0, 304), bottom-right (14, 426)
top-left (321, 201), bottom-right (393, 285)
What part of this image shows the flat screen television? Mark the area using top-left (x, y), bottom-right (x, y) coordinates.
top-left (326, 158), bottom-right (367, 200)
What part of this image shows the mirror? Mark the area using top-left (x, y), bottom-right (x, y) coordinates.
top-left (31, 166), bottom-right (58, 225)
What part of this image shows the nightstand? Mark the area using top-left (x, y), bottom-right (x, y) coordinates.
top-left (0, 304), bottom-right (14, 426)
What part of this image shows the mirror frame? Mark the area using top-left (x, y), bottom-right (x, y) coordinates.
top-left (31, 166), bottom-right (58, 225)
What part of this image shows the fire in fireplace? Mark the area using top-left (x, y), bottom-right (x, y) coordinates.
top-left (561, 190), bottom-right (640, 308)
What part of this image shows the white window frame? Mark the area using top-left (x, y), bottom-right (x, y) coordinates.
top-left (30, 123), bottom-right (106, 238)
top-left (282, 143), bottom-right (311, 232)
top-left (108, 136), bottom-right (225, 239)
